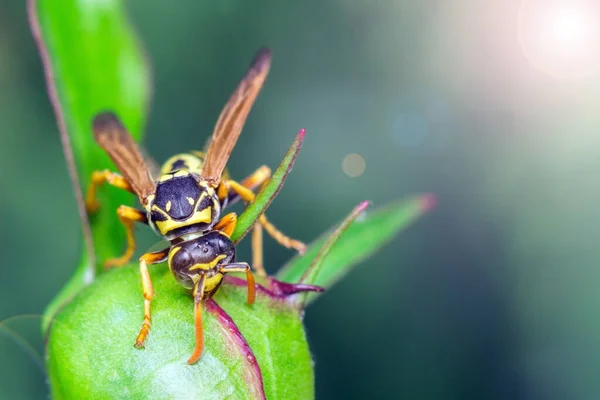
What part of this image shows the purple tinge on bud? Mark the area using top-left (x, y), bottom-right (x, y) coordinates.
top-left (205, 276), bottom-right (322, 398)
top-left (205, 299), bottom-right (266, 400)
top-left (224, 275), bottom-right (324, 302)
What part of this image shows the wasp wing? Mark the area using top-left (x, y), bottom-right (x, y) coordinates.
top-left (140, 146), bottom-right (162, 181)
top-left (92, 112), bottom-right (156, 201)
top-left (200, 48), bottom-right (272, 185)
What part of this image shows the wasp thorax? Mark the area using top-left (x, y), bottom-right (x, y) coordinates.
top-left (147, 172), bottom-right (220, 239)
top-left (168, 231), bottom-right (235, 297)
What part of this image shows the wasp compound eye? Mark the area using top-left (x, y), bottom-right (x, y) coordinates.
top-left (168, 246), bottom-right (195, 289)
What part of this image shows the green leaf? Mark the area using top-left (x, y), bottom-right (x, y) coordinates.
top-left (231, 129), bottom-right (305, 243)
top-left (29, 0), bottom-right (151, 325)
top-left (299, 201), bottom-right (371, 286)
top-left (29, 0), bottom-right (150, 267)
top-left (46, 265), bottom-right (315, 399)
top-left (277, 194), bottom-right (435, 303)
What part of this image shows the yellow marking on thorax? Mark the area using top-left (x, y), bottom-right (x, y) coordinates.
top-left (143, 194), bottom-right (155, 208)
top-left (166, 201), bottom-right (172, 212)
top-left (187, 197), bottom-right (195, 205)
top-left (158, 174), bottom-right (172, 183)
top-left (189, 254), bottom-right (226, 271)
top-left (157, 169), bottom-right (194, 184)
top-left (153, 206), bottom-right (213, 235)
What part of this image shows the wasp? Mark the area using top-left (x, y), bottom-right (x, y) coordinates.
top-left (85, 48), bottom-right (302, 363)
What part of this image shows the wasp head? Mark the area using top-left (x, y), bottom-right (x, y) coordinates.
top-left (168, 231), bottom-right (236, 297)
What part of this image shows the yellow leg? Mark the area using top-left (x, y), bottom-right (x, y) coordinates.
top-left (259, 214), bottom-right (306, 254)
top-left (134, 249), bottom-right (169, 349)
top-left (240, 165), bottom-right (271, 192)
top-left (220, 262), bottom-right (255, 304)
top-left (216, 180), bottom-right (231, 202)
top-left (225, 179), bottom-right (306, 254)
top-left (105, 206), bottom-right (148, 269)
top-left (188, 275), bottom-right (207, 365)
top-left (251, 223), bottom-right (266, 276)
top-left (218, 166), bottom-right (272, 205)
top-left (250, 178), bottom-right (270, 276)
top-left (86, 169), bottom-right (133, 212)
top-left (213, 212), bottom-right (237, 237)
top-left (219, 168), bottom-right (269, 274)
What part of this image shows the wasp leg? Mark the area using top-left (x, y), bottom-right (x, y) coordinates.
top-left (259, 214), bottom-right (306, 253)
top-left (134, 248), bottom-right (169, 349)
top-left (188, 274), bottom-right (207, 365)
top-left (241, 165), bottom-right (271, 188)
top-left (213, 212), bottom-right (237, 237)
top-left (216, 169), bottom-right (268, 275)
top-left (220, 262), bottom-right (255, 304)
top-left (251, 223), bottom-right (265, 276)
top-left (223, 179), bottom-right (307, 254)
top-left (249, 177), bottom-right (272, 276)
top-left (105, 206), bottom-right (148, 269)
top-left (86, 170), bottom-right (134, 212)
top-left (223, 165), bottom-right (272, 206)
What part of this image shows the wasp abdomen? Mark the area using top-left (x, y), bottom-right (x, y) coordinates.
top-left (160, 153), bottom-right (204, 176)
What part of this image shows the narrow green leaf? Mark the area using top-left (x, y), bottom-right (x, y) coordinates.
top-left (231, 129), bottom-right (306, 243)
top-left (299, 201), bottom-right (371, 286)
top-left (277, 194), bottom-right (435, 304)
top-left (29, 0), bottom-right (151, 267)
top-left (28, 0), bottom-right (151, 326)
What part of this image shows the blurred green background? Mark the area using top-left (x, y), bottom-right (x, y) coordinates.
top-left (3, 0), bottom-right (600, 399)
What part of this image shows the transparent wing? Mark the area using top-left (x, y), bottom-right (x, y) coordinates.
top-left (92, 112), bottom-right (155, 200)
top-left (139, 146), bottom-right (162, 181)
top-left (200, 48), bottom-right (271, 185)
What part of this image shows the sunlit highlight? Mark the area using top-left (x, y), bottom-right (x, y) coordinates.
top-left (518, 0), bottom-right (600, 79)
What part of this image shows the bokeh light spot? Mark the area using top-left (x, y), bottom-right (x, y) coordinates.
top-left (518, 0), bottom-right (600, 79)
top-left (342, 153), bottom-right (366, 178)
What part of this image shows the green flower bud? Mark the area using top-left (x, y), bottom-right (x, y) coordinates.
top-left (47, 265), bottom-right (321, 399)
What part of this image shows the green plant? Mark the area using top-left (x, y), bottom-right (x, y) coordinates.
top-left (29, 0), bottom-right (434, 398)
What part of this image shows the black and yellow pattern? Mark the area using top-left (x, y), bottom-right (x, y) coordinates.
top-left (84, 48), bottom-right (298, 364)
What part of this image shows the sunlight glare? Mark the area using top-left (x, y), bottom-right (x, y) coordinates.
top-left (518, 0), bottom-right (600, 79)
